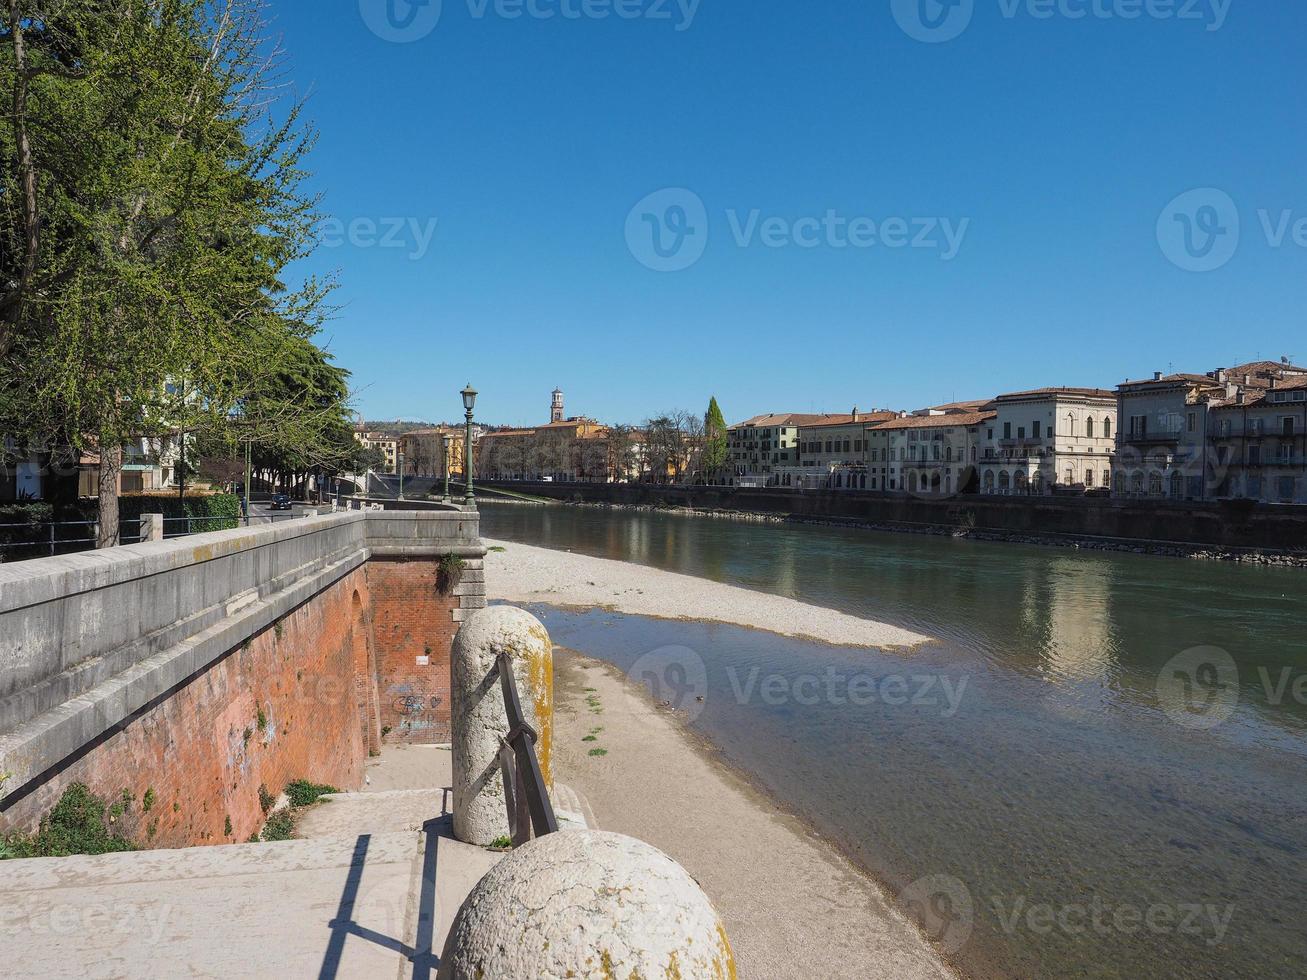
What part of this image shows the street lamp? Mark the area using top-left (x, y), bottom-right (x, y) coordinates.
top-left (442, 434), bottom-right (452, 503)
top-left (397, 451), bottom-right (405, 500)
top-left (462, 384), bottom-right (478, 509)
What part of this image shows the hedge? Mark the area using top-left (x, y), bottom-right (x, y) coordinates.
top-left (117, 493), bottom-right (241, 536)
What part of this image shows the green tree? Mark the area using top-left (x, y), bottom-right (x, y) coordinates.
top-left (703, 396), bottom-right (728, 481)
top-left (2, 0), bottom-right (334, 544)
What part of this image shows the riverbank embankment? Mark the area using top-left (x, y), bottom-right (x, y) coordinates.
top-left (478, 481), bottom-right (1307, 566)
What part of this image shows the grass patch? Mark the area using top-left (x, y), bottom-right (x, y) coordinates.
top-left (488, 835), bottom-right (513, 849)
top-left (258, 784), bottom-right (276, 815)
top-left (487, 545), bottom-right (507, 553)
top-left (0, 784), bottom-right (137, 860)
top-left (285, 780), bottom-right (340, 807)
top-left (587, 748), bottom-right (608, 758)
top-left (436, 554), bottom-right (466, 595)
top-left (582, 735), bottom-right (598, 742)
top-left (262, 811), bottom-right (295, 842)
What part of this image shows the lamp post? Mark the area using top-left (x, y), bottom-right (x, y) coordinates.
top-left (462, 384), bottom-right (478, 509)
top-left (443, 434), bottom-right (452, 503)
top-left (397, 451), bottom-right (405, 500)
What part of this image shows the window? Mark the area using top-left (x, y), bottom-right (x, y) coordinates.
top-left (1033, 421), bottom-right (1042, 438)
top-left (1086, 418), bottom-right (1095, 438)
top-left (1278, 477), bottom-right (1295, 500)
top-left (1188, 412), bottom-right (1197, 433)
top-left (1018, 426), bottom-right (1026, 439)
top-left (1086, 469), bottom-right (1094, 486)
top-left (1004, 422), bottom-right (1012, 439)
top-left (1104, 418), bottom-right (1112, 439)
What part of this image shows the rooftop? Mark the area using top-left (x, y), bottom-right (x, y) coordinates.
top-left (870, 410), bottom-right (996, 431)
top-left (995, 387), bottom-right (1115, 401)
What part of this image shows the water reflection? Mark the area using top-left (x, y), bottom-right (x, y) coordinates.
top-left (482, 505), bottom-right (1307, 738)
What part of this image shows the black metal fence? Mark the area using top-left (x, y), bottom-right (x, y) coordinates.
top-left (493, 650), bottom-right (559, 846)
top-left (0, 511), bottom-right (312, 562)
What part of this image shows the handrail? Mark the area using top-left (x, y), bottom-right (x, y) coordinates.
top-left (493, 651), bottom-right (559, 845)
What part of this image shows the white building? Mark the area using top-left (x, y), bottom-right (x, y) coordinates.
top-left (977, 388), bottom-right (1117, 495)
top-left (1207, 374), bottom-right (1307, 503)
top-left (870, 405), bottom-right (995, 496)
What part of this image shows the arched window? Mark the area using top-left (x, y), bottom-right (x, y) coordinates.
top-left (1149, 473), bottom-right (1163, 496)
top-left (1085, 469), bottom-right (1095, 487)
top-left (984, 470), bottom-right (995, 492)
top-left (1132, 471), bottom-right (1144, 493)
top-left (1103, 418), bottom-right (1112, 439)
top-left (1170, 472), bottom-right (1183, 499)
top-left (1086, 418), bottom-right (1095, 439)
top-left (998, 471), bottom-right (1010, 491)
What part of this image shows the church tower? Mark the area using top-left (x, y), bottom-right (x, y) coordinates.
top-left (551, 388), bottom-right (565, 423)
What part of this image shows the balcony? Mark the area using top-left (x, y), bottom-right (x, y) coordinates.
top-left (1122, 430), bottom-right (1181, 445)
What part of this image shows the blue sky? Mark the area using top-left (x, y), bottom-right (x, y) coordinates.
top-left (273, 1), bottom-right (1306, 427)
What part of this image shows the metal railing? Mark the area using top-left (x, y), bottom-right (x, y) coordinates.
top-left (0, 509), bottom-right (314, 561)
top-left (492, 651), bottom-right (559, 846)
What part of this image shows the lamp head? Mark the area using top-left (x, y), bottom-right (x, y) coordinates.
top-left (461, 384), bottom-right (478, 413)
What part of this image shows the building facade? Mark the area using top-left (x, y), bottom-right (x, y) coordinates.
top-left (871, 408), bottom-right (995, 496)
top-left (1114, 361), bottom-right (1307, 500)
top-left (977, 388), bottom-right (1116, 495)
top-left (784, 410), bottom-right (897, 490)
top-left (1207, 375), bottom-right (1307, 503)
top-left (727, 414), bottom-right (829, 486)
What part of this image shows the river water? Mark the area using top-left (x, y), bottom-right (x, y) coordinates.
top-left (480, 505), bottom-right (1307, 979)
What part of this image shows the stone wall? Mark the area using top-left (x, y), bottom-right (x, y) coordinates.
top-left (0, 510), bottom-right (485, 846)
top-left (481, 481), bottom-right (1307, 553)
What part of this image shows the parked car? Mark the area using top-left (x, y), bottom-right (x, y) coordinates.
top-left (271, 493), bottom-right (293, 511)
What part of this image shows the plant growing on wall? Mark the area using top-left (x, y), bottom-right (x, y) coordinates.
top-left (436, 554), bottom-right (466, 596)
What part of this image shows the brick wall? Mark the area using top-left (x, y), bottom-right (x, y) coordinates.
top-left (366, 557), bottom-right (486, 744)
top-left (1, 568), bottom-right (372, 848)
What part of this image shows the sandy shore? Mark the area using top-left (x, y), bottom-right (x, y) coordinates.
top-left (552, 649), bottom-right (955, 980)
top-left (483, 538), bottom-right (930, 649)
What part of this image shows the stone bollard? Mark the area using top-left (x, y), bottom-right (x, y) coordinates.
top-left (139, 513), bottom-right (164, 542)
top-left (450, 606), bottom-right (553, 846)
top-left (438, 830), bottom-right (737, 980)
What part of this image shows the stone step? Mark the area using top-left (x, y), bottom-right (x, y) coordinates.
top-left (296, 788), bottom-right (450, 839)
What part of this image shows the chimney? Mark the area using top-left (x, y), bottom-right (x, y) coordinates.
top-left (1270, 377), bottom-right (1278, 389)
top-left (1217, 369), bottom-right (1228, 384)
top-left (1244, 374), bottom-right (1251, 385)
top-left (852, 406), bottom-right (860, 422)
top-left (1153, 371), bottom-right (1163, 381)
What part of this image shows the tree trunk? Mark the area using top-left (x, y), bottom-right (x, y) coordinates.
top-left (97, 442), bottom-right (122, 548)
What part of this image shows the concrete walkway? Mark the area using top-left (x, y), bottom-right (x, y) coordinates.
top-left (0, 747), bottom-right (502, 979)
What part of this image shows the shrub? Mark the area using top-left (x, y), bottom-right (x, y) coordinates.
top-left (0, 783), bottom-right (137, 860)
top-left (262, 811), bottom-right (295, 841)
top-left (436, 554), bottom-right (466, 595)
top-left (285, 780), bottom-right (339, 807)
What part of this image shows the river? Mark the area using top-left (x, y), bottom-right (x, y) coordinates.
top-left (480, 504), bottom-right (1307, 979)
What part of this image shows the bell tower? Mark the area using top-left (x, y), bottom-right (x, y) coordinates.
top-left (551, 388), bottom-right (564, 423)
